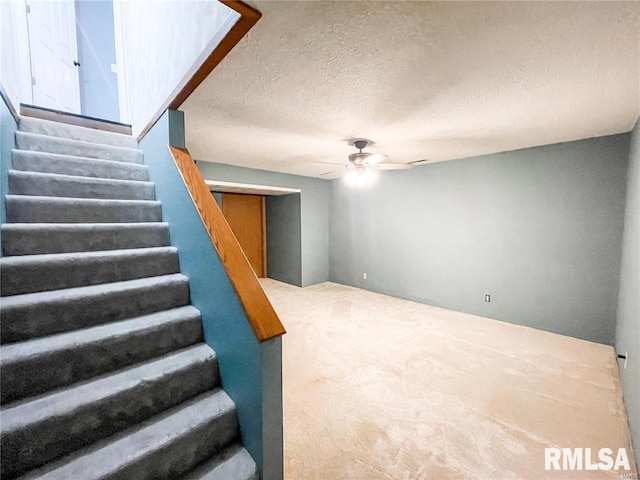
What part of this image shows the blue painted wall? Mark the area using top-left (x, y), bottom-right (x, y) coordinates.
top-left (330, 134), bottom-right (630, 346)
top-left (616, 118), bottom-right (639, 465)
top-left (75, 0), bottom-right (120, 122)
top-left (140, 110), bottom-right (265, 467)
top-left (0, 94), bottom-right (18, 248)
top-left (266, 193), bottom-right (302, 286)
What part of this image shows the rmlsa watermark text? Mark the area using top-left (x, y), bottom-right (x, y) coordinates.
top-left (544, 448), bottom-right (631, 471)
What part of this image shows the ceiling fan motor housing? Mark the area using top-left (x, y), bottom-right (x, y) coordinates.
top-left (354, 140), bottom-right (368, 150)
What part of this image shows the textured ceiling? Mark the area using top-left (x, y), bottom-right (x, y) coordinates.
top-left (183, 1), bottom-right (640, 178)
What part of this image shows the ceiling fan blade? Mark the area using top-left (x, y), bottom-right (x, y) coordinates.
top-left (363, 153), bottom-right (386, 165)
top-left (320, 170), bottom-right (339, 176)
top-left (409, 159), bottom-right (430, 166)
top-left (376, 163), bottom-right (413, 170)
top-left (314, 161), bottom-right (346, 166)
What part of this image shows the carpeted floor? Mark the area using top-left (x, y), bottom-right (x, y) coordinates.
top-left (261, 279), bottom-right (636, 480)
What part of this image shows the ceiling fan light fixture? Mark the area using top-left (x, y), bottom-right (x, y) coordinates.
top-left (345, 167), bottom-right (378, 188)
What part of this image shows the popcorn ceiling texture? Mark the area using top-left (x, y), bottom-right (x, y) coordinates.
top-left (261, 279), bottom-right (637, 479)
top-left (183, 1), bottom-right (640, 178)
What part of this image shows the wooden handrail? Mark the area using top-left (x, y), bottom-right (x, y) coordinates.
top-left (169, 146), bottom-right (286, 342)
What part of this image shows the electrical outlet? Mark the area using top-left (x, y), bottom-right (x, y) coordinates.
top-left (363, 273), bottom-right (368, 280)
top-left (485, 294), bottom-right (491, 302)
top-left (617, 352), bottom-right (629, 369)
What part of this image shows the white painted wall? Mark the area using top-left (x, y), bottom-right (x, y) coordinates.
top-left (0, 0), bottom-right (33, 112)
top-left (112, 0), bottom-right (239, 136)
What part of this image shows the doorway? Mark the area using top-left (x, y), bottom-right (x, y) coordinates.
top-left (25, 0), bottom-right (120, 122)
top-left (222, 193), bottom-right (267, 278)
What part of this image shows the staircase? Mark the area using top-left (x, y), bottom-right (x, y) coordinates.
top-left (0, 115), bottom-right (259, 479)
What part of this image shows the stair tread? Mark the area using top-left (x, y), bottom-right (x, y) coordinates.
top-left (2, 222), bottom-right (170, 255)
top-left (6, 196), bottom-right (163, 224)
top-left (8, 169), bottom-right (156, 201)
top-left (1, 273), bottom-right (188, 311)
top-left (1, 273), bottom-right (190, 344)
top-left (2, 344), bottom-right (216, 428)
top-left (19, 117), bottom-right (138, 148)
top-left (182, 445), bottom-right (258, 480)
top-left (1, 246), bottom-right (180, 296)
top-left (6, 194), bottom-right (160, 205)
top-left (12, 150), bottom-right (149, 181)
top-left (0, 246), bottom-right (178, 267)
top-left (0, 306), bottom-right (202, 367)
top-left (18, 389), bottom-right (236, 480)
top-left (16, 131), bottom-right (141, 155)
top-left (15, 131), bottom-right (143, 164)
top-left (2, 221), bottom-right (168, 231)
top-left (9, 169), bottom-right (154, 188)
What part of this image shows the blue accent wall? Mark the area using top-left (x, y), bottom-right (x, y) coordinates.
top-left (1, 94), bottom-right (18, 247)
top-left (140, 110), bottom-right (265, 467)
top-left (616, 118), bottom-right (640, 465)
top-left (330, 134), bottom-right (630, 346)
top-left (75, 0), bottom-right (120, 122)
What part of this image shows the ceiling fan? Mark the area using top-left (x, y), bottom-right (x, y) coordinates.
top-left (317, 140), bottom-right (427, 178)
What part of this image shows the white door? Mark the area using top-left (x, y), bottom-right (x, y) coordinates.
top-left (27, 0), bottom-right (80, 113)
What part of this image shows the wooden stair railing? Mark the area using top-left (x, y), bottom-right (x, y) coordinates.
top-left (169, 146), bottom-right (286, 342)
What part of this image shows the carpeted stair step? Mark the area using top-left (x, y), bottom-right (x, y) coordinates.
top-left (0, 247), bottom-right (180, 296)
top-left (16, 389), bottom-right (239, 480)
top-left (5, 195), bottom-right (162, 223)
top-left (12, 150), bottom-right (149, 181)
top-left (1, 223), bottom-right (170, 256)
top-left (182, 445), bottom-right (258, 480)
top-left (1, 345), bottom-right (219, 478)
top-left (8, 170), bottom-right (155, 200)
top-left (0, 306), bottom-right (204, 404)
top-left (19, 116), bottom-right (138, 149)
top-left (1, 274), bottom-right (190, 344)
top-left (16, 131), bottom-right (143, 164)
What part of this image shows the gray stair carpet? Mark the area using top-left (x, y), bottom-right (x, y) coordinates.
top-left (0, 116), bottom-right (258, 479)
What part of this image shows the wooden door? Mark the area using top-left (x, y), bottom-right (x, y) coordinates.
top-left (222, 193), bottom-right (266, 278)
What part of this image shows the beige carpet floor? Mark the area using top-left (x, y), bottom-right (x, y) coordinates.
top-left (261, 279), bottom-right (636, 480)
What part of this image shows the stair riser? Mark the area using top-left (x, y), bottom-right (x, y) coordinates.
top-left (19, 117), bottom-right (138, 149)
top-left (0, 309), bottom-right (203, 404)
top-left (9, 171), bottom-right (156, 201)
top-left (0, 277), bottom-right (190, 343)
top-left (111, 409), bottom-right (238, 480)
top-left (2, 223), bottom-right (170, 256)
top-left (6, 196), bottom-right (162, 223)
top-left (181, 446), bottom-right (258, 480)
top-left (12, 150), bottom-right (150, 181)
top-left (16, 132), bottom-right (143, 164)
top-left (2, 356), bottom-right (219, 478)
top-left (1, 249), bottom-right (179, 296)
